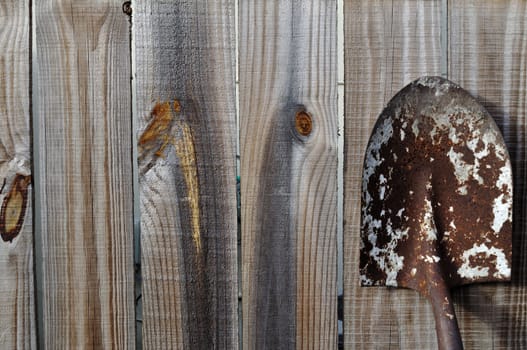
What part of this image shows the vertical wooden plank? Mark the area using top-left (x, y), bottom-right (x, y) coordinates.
top-left (449, 1), bottom-right (527, 348)
top-left (0, 1), bottom-right (36, 348)
top-left (240, 1), bottom-right (338, 348)
top-left (133, 0), bottom-right (238, 348)
top-left (343, 1), bottom-right (442, 348)
top-left (33, 1), bottom-right (134, 348)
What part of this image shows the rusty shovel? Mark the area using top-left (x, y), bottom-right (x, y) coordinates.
top-left (360, 77), bottom-right (513, 350)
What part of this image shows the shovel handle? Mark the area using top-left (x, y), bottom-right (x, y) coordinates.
top-left (429, 279), bottom-right (463, 350)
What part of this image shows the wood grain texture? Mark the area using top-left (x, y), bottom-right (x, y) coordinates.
top-left (33, 1), bottom-right (134, 348)
top-left (343, 1), bottom-right (442, 348)
top-left (133, 1), bottom-right (238, 348)
top-left (0, 1), bottom-right (35, 348)
top-left (240, 1), bottom-right (337, 348)
top-left (448, 1), bottom-right (527, 348)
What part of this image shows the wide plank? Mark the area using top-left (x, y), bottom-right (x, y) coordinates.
top-left (133, 0), bottom-right (238, 348)
top-left (448, 1), bottom-right (527, 348)
top-left (240, 0), bottom-right (338, 348)
top-left (0, 1), bottom-right (35, 348)
top-left (33, 1), bottom-right (134, 348)
top-left (343, 1), bottom-right (442, 348)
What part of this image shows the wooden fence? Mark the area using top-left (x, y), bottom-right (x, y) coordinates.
top-left (0, 0), bottom-right (526, 348)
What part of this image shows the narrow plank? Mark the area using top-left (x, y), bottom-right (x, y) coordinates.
top-left (33, 1), bottom-right (134, 348)
top-left (133, 0), bottom-right (238, 348)
top-left (0, 1), bottom-right (35, 348)
top-left (240, 1), bottom-right (338, 348)
top-left (448, 1), bottom-right (527, 348)
top-left (343, 1), bottom-right (442, 348)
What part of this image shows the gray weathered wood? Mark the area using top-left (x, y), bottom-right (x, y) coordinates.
top-left (240, 0), bottom-right (338, 348)
top-left (343, 1), bottom-right (442, 348)
top-left (33, 0), bottom-right (134, 348)
top-left (448, 1), bottom-right (527, 348)
top-left (133, 0), bottom-right (238, 348)
top-left (0, 1), bottom-right (35, 348)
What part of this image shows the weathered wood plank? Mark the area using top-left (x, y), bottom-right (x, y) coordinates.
top-left (240, 1), bottom-right (338, 348)
top-left (343, 1), bottom-right (442, 348)
top-left (0, 1), bottom-right (35, 348)
top-left (448, 1), bottom-right (527, 348)
top-left (33, 1), bottom-right (134, 348)
top-left (133, 0), bottom-right (238, 348)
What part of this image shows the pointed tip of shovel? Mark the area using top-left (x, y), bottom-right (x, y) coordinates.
top-left (359, 76), bottom-right (513, 290)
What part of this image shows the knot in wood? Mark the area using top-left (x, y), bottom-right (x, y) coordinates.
top-left (122, 1), bottom-right (132, 16)
top-left (295, 111), bottom-right (313, 136)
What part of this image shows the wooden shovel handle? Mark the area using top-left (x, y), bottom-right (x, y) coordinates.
top-left (429, 279), bottom-right (463, 350)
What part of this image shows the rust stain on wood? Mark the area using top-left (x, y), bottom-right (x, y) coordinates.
top-left (0, 174), bottom-right (31, 242)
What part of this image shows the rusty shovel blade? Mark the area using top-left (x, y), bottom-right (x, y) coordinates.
top-left (360, 77), bottom-right (512, 350)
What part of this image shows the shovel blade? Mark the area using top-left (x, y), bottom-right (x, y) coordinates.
top-left (360, 76), bottom-right (512, 290)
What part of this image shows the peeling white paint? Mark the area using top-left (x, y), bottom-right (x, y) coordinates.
top-left (448, 127), bottom-right (459, 144)
top-left (368, 233), bottom-right (377, 246)
top-left (363, 117), bottom-right (394, 190)
top-left (363, 191), bottom-right (373, 208)
top-left (497, 164), bottom-right (512, 192)
top-left (467, 137), bottom-right (488, 160)
top-left (365, 217), bottom-right (410, 287)
top-left (379, 186), bottom-right (386, 200)
top-left (422, 255), bottom-right (440, 263)
top-left (492, 193), bottom-right (511, 233)
top-left (422, 199), bottom-right (437, 241)
top-left (457, 243), bottom-right (511, 280)
top-left (447, 147), bottom-right (471, 184)
top-left (415, 76), bottom-right (454, 95)
top-left (442, 119), bottom-right (512, 198)
top-left (378, 174), bottom-right (387, 200)
top-left (360, 274), bottom-right (374, 286)
top-left (411, 119), bottom-right (420, 137)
